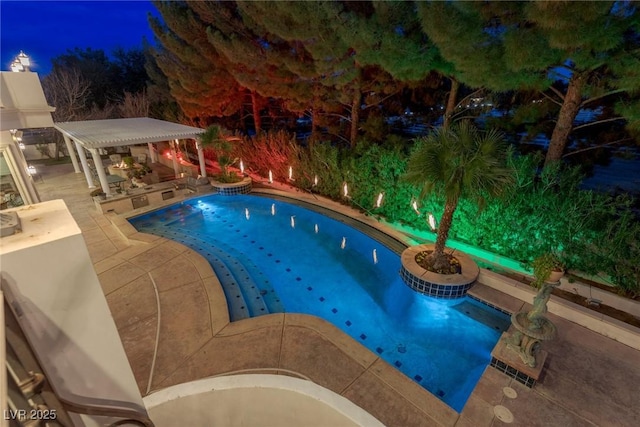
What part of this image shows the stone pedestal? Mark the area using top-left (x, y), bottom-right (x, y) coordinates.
top-left (491, 333), bottom-right (549, 388)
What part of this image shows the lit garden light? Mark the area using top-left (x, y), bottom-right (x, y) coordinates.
top-left (268, 170), bottom-right (273, 184)
top-left (411, 199), bottom-right (420, 215)
top-left (375, 192), bottom-right (384, 208)
top-left (343, 182), bottom-right (349, 198)
top-left (239, 159), bottom-right (245, 174)
top-left (288, 166), bottom-right (294, 181)
top-left (313, 175), bottom-right (318, 186)
top-left (427, 213), bottom-right (437, 231)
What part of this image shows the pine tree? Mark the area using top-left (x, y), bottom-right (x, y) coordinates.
top-left (149, 1), bottom-right (245, 122)
top-left (419, 1), bottom-right (640, 165)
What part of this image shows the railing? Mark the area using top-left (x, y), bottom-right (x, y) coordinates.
top-left (3, 291), bottom-right (155, 427)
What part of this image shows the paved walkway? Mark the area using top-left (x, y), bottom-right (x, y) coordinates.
top-left (35, 163), bottom-right (640, 427)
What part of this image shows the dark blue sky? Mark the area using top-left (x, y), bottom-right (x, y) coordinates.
top-left (1, 0), bottom-right (159, 75)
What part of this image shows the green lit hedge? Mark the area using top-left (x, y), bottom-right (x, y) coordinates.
top-left (234, 132), bottom-right (640, 296)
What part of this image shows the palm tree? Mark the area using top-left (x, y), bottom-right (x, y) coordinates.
top-left (403, 121), bottom-right (514, 272)
top-left (200, 125), bottom-right (239, 182)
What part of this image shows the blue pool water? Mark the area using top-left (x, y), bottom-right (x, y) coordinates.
top-left (129, 194), bottom-right (510, 412)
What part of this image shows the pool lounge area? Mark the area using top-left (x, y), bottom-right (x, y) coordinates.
top-left (33, 162), bottom-right (640, 427)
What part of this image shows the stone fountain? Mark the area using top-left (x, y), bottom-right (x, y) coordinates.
top-left (506, 282), bottom-right (558, 368)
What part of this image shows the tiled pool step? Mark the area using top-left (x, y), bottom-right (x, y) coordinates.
top-left (178, 233), bottom-right (283, 316)
top-left (142, 226), bottom-right (283, 321)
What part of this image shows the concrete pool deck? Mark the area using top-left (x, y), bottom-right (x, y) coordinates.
top-left (33, 163), bottom-right (640, 426)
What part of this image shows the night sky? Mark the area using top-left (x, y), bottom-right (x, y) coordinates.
top-left (1, 0), bottom-right (158, 75)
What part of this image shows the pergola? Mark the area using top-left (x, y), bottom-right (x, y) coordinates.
top-left (54, 117), bottom-right (206, 196)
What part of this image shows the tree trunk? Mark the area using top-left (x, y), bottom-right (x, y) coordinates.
top-left (431, 199), bottom-right (458, 268)
top-left (545, 74), bottom-right (584, 166)
top-left (350, 88), bottom-right (360, 148)
top-left (443, 78), bottom-right (459, 129)
top-left (251, 90), bottom-right (262, 135)
top-left (310, 108), bottom-right (319, 146)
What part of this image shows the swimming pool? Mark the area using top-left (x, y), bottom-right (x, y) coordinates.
top-left (129, 194), bottom-right (510, 412)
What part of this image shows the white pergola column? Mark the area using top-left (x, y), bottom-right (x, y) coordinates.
top-left (75, 141), bottom-right (96, 189)
top-left (170, 139), bottom-right (180, 179)
top-left (195, 139), bottom-right (207, 178)
top-left (63, 134), bottom-right (81, 173)
top-left (89, 148), bottom-right (111, 196)
top-left (147, 142), bottom-right (158, 163)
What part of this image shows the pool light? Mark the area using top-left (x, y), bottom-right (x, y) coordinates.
top-left (372, 248), bottom-right (378, 264)
top-left (341, 237), bottom-right (346, 249)
top-left (290, 215), bottom-right (295, 228)
top-left (245, 208), bottom-right (250, 220)
top-left (314, 224), bottom-right (319, 233)
top-left (271, 203), bottom-right (276, 216)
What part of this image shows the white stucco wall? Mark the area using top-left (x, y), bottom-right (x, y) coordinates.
top-left (0, 200), bottom-right (145, 418)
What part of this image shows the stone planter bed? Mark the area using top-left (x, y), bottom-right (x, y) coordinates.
top-left (211, 176), bottom-right (252, 195)
top-left (400, 244), bottom-right (480, 298)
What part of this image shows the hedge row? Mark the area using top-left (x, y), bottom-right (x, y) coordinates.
top-left (224, 132), bottom-right (639, 296)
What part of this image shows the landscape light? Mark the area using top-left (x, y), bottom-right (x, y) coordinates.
top-left (289, 166), bottom-right (293, 181)
top-left (268, 170), bottom-right (273, 183)
top-left (239, 160), bottom-right (244, 174)
top-left (375, 192), bottom-right (384, 208)
top-left (411, 199), bottom-right (420, 215)
top-left (343, 182), bottom-right (349, 198)
top-left (428, 213), bottom-right (437, 231)
top-left (313, 175), bottom-right (318, 186)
